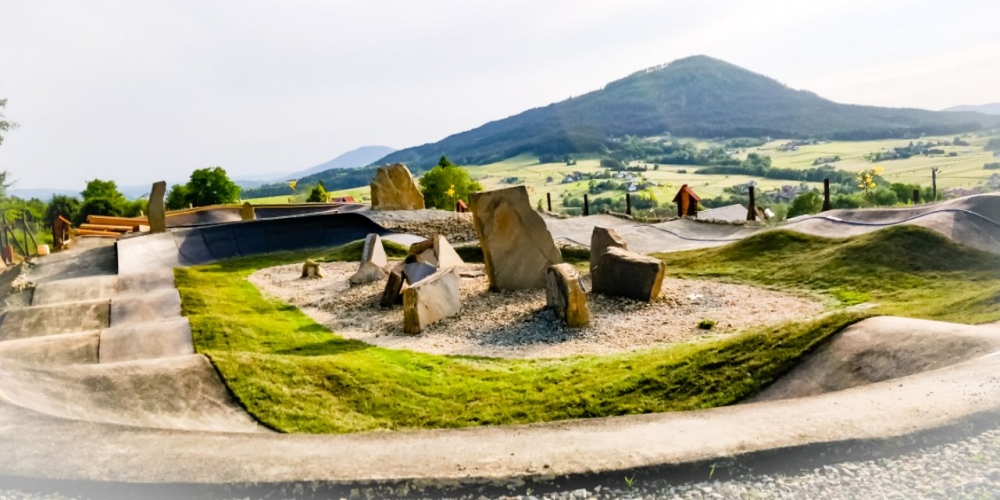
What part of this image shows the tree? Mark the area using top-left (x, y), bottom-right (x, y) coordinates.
top-left (306, 182), bottom-right (328, 202)
top-left (185, 167), bottom-right (240, 207)
top-left (855, 166), bottom-right (884, 200)
top-left (166, 184), bottom-right (190, 210)
top-left (77, 179), bottom-right (127, 222)
top-left (418, 156), bottom-right (482, 209)
top-left (45, 195), bottom-right (81, 227)
top-left (0, 98), bottom-right (17, 147)
top-left (787, 191), bottom-right (824, 218)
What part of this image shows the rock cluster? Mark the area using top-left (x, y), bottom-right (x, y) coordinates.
top-left (470, 186), bottom-right (561, 291)
top-left (589, 226), bottom-right (627, 272)
top-left (370, 163), bottom-right (425, 211)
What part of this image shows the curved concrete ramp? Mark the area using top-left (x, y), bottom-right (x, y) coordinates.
top-left (544, 194), bottom-right (1000, 255)
top-left (0, 331), bottom-right (100, 365)
top-left (752, 317), bottom-right (1000, 402)
top-left (98, 318), bottom-right (193, 363)
top-left (0, 300), bottom-right (110, 340)
top-left (163, 202), bottom-right (369, 228)
top-left (117, 211), bottom-right (394, 274)
top-left (0, 354), bottom-right (261, 432)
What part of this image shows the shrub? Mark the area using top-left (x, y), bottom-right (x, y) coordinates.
top-left (697, 319), bottom-right (716, 330)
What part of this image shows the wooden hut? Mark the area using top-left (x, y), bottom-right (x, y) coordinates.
top-left (672, 184), bottom-right (701, 218)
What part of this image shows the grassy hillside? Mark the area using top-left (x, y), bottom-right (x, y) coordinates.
top-left (379, 56), bottom-right (995, 169)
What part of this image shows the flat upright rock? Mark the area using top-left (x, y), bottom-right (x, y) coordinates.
top-left (402, 260), bottom-right (437, 285)
top-left (379, 263), bottom-right (405, 308)
top-left (408, 235), bottom-right (463, 269)
top-left (590, 226), bottom-right (627, 272)
top-left (546, 264), bottom-right (590, 328)
top-left (592, 247), bottom-right (664, 302)
top-left (470, 186), bottom-right (561, 291)
top-left (349, 234), bottom-right (389, 285)
top-left (148, 181), bottom-right (167, 233)
top-left (403, 268), bottom-right (461, 335)
top-left (370, 163), bottom-right (425, 211)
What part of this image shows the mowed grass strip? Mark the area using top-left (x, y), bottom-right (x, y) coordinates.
top-left (176, 249), bottom-right (861, 434)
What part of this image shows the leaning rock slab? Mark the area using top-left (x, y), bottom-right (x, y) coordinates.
top-left (380, 263), bottom-right (405, 308)
top-left (350, 234), bottom-right (389, 285)
top-left (403, 268), bottom-right (461, 335)
top-left (592, 247), bottom-right (664, 302)
top-left (471, 186), bottom-right (561, 290)
top-left (408, 235), bottom-right (464, 269)
top-left (590, 226), bottom-right (627, 272)
top-left (148, 181), bottom-right (167, 233)
top-left (546, 264), bottom-right (590, 328)
top-left (370, 163), bottom-right (425, 210)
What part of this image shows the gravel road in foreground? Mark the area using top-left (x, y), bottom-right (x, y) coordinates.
top-left (4, 425), bottom-right (1000, 499)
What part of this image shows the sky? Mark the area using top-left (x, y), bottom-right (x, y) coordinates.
top-left (1, 0), bottom-right (998, 190)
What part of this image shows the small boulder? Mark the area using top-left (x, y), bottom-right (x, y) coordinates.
top-left (240, 202), bottom-right (256, 221)
top-left (403, 268), bottom-right (461, 335)
top-left (470, 186), bottom-right (561, 291)
top-left (148, 181), bottom-right (167, 233)
top-left (349, 234), bottom-right (389, 285)
top-left (301, 259), bottom-right (323, 279)
top-left (546, 264), bottom-right (590, 328)
top-left (591, 247), bottom-right (664, 302)
top-left (380, 263), bottom-right (405, 308)
top-left (370, 163), bottom-right (425, 211)
top-left (590, 227), bottom-right (627, 272)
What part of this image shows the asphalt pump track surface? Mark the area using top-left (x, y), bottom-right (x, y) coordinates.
top-left (1, 196), bottom-right (1000, 496)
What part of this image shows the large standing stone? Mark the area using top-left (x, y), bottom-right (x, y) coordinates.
top-left (590, 227), bottom-right (627, 272)
top-left (591, 247), bottom-right (665, 302)
top-left (349, 234), bottom-right (389, 285)
top-left (546, 264), bottom-right (590, 328)
top-left (240, 202), bottom-right (256, 221)
top-left (470, 186), bottom-right (562, 291)
top-left (403, 268), bottom-right (461, 335)
top-left (148, 181), bottom-right (167, 233)
top-left (370, 163), bottom-right (425, 210)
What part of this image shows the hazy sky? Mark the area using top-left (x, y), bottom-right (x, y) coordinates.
top-left (1, 0), bottom-right (998, 190)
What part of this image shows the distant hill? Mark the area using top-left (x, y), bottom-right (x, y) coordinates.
top-left (378, 55), bottom-right (997, 169)
top-left (8, 188), bottom-right (79, 201)
top-left (944, 103), bottom-right (1000, 115)
top-left (275, 145), bottom-right (396, 181)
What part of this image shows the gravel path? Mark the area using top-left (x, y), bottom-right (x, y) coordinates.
top-left (249, 261), bottom-right (824, 359)
top-left (5, 425), bottom-right (1000, 499)
top-left (364, 209), bottom-right (478, 243)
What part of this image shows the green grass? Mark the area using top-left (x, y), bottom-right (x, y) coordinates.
top-left (176, 225), bottom-right (1000, 434)
top-left (657, 225), bottom-right (1000, 324)
top-left (176, 251), bottom-right (866, 434)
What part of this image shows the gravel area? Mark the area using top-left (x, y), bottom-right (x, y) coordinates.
top-left (364, 209), bottom-right (477, 243)
top-left (248, 261), bottom-right (824, 359)
top-left (6, 425), bottom-right (1000, 499)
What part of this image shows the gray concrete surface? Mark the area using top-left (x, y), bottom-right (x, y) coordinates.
top-left (109, 289), bottom-right (182, 327)
top-left (0, 300), bottom-right (110, 340)
top-left (98, 318), bottom-right (194, 363)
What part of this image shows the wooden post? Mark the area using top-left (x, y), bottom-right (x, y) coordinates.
top-left (546, 192), bottom-right (552, 212)
top-left (583, 194), bottom-right (589, 216)
top-left (821, 178), bottom-right (832, 212)
top-left (22, 211), bottom-right (37, 256)
top-left (626, 193), bottom-right (632, 216)
top-left (6, 226), bottom-right (26, 259)
top-left (747, 186), bottom-right (757, 221)
top-left (0, 215), bottom-right (8, 264)
top-left (932, 167), bottom-right (938, 201)
top-left (913, 189), bottom-right (920, 205)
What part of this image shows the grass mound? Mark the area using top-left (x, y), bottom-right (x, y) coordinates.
top-left (176, 249), bottom-right (859, 434)
top-left (659, 225), bottom-right (1000, 323)
top-left (176, 225), bottom-right (1000, 433)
